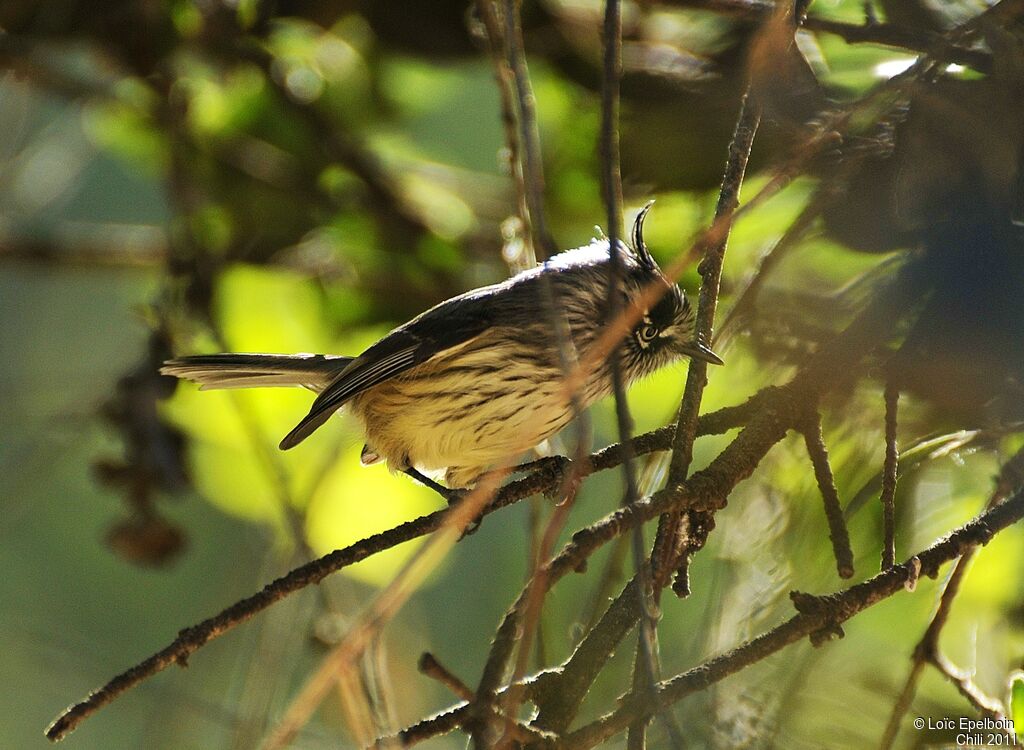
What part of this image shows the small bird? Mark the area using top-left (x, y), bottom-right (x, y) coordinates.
top-left (161, 206), bottom-right (721, 489)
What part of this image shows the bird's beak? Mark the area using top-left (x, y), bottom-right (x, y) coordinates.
top-left (680, 340), bottom-right (724, 366)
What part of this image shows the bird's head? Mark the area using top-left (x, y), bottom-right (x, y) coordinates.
top-left (621, 203), bottom-right (722, 377)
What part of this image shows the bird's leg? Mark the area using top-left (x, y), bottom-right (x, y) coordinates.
top-left (403, 468), bottom-right (467, 507)
top-left (403, 468), bottom-right (482, 536)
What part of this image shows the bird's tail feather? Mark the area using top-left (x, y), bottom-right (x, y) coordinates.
top-left (160, 353), bottom-right (353, 393)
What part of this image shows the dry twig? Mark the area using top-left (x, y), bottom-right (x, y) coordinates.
top-left (801, 415), bottom-right (856, 578)
top-left (880, 382), bottom-right (900, 569)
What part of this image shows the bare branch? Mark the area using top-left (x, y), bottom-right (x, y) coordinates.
top-left (801, 415), bottom-right (856, 579)
top-left (928, 651), bottom-right (1007, 720)
top-left (420, 653), bottom-right (475, 703)
top-left (499, 0), bottom-right (556, 260)
top-left (656, 87), bottom-right (761, 593)
top-left (880, 382), bottom-right (900, 569)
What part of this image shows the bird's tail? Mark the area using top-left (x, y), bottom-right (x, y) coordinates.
top-left (160, 353), bottom-right (353, 393)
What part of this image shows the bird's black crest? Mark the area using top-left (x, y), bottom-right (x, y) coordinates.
top-left (632, 200), bottom-right (657, 271)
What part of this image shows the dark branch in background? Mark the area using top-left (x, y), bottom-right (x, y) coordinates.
top-left (0, 239), bottom-right (168, 268)
top-left (800, 415), bottom-right (855, 578)
top-left (0, 31), bottom-right (117, 99)
top-left (672, 0), bottom-right (993, 73)
top-left (879, 444), bottom-right (1024, 748)
top-left (880, 382), bottom-right (900, 569)
top-left (716, 182), bottom-right (835, 343)
top-left (501, 0), bottom-right (557, 260)
top-left (556, 483), bottom-right (1024, 750)
top-left (473, 0), bottom-right (532, 265)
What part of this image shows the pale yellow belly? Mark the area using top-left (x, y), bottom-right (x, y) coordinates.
top-left (347, 337), bottom-right (608, 486)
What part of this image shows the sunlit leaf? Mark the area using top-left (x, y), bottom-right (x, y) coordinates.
top-left (304, 445), bottom-right (438, 586)
top-left (1011, 672), bottom-right (1024, 739)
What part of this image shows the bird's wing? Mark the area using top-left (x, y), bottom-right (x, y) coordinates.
top-left (278, 296), bottom-right (497, 450)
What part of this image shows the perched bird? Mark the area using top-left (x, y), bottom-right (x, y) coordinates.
top-left (161, 206), bottom-right (721, 488)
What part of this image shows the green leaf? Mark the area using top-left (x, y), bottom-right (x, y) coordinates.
top-left (1011, 671), bottom-right (1024, 738)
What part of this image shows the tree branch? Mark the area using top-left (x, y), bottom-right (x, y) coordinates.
top-left (801, 415), bottom-right (855, 579)
top-left (880, 382), bottom-right (900, 569)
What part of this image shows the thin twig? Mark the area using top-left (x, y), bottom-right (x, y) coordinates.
top-left (880, 381), bottom-right (900, 569)
top-left (469, 4), bottom-right (594, 745)
top-left (928, 651), bottom-right (1007, 719)
top-left (657, 87), bottom-right (761, 594)
top-left (654, 0), bottom-right (769, 598)
top-left (473, 0), bottom-right (534, 268)
top-left (492, 476), bottom-right (584, 750)
top-left (419, 653), bottom-right (475, 702)
top-left (597, 0), bottom-right (672, 744)
top-left (416, 654), bottom-right (557, 748)
top-left (500, 0), bottom-right (556, 260)
top-left (801, 415), bottom-right (856, 579)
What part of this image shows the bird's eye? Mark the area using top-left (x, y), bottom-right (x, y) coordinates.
top-left (638, 324), bottom-right (659, 342)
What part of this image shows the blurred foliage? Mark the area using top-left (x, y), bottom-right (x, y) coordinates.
top-left (2, 1), bottom-right (1023, 749)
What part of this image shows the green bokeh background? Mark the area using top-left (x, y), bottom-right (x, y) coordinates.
top-left (2, 2), bottom-right (1023, 748)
